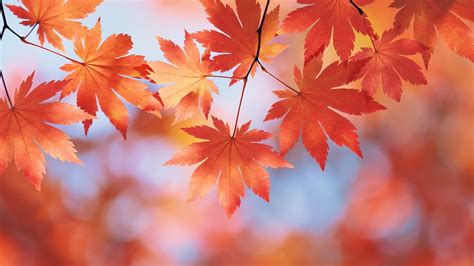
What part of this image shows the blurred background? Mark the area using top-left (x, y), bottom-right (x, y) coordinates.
top-left (1, 0), bottom-right (473, 265)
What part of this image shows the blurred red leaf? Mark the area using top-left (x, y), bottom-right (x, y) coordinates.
top-left (390, 0), bottom-right (474, 67)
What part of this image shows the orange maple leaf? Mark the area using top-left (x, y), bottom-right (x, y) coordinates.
top-left (353, 29), bottom-right (428, 102)
top-left (192, 0), bottom-right (286, 83)
top-left (148, 32), bottom-right (218, 123)
top-left (265, 55), bottom-right (385, 169)
top-left (60, 20), bottom-right (162, 138)
top-left (0, 73), bottom-right (93, 190)
top-left (281, 0), bottom-right (375, 62)
top-left (165, 116), bottom-right (292, 217)
top-left (6, 0), bottom-right (103, 51)
top-left (390, 0), bottom-right (474, 67)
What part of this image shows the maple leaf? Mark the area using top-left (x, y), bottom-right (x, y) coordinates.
top-left (165, 116), bottom-right (292, 217)
top-left (353, 29), bottom-right (428, 101)
top-left (192, 0), bottom-right (286, 83)
top-left (0, 73), bottom-right (93, 190)
top-left (265, 55), bottom-right (385, 169)
top-left (281, 0), bottom-right (375, 62)
top-left (60, 20), bottom-right (162, 138)
top-left (390, 0), bottom-right (474, 67)
top-left (6, 0), bottom-right (103, 51)
top-left (147, 32), bottom-right (218, 123)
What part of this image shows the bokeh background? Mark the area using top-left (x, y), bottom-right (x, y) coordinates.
top-left (1, 0), bottom-right (473, 265)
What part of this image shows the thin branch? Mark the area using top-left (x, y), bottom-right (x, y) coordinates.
top-left (19, 36), bottom-right (84, 64)
top-left (0, 1), bottom-right (13, 108)
top-left (231, 72), bottom-right (250, 138)
top-left (349, 0), bottom-right (377, 52)
top-left (1, 0), bottom-right (10, 39)
top-left (362, 19), bottom-right (377, 52)
top-left (231, 0), bottom-right (270, 138)
top-left (349, 0), bottom-right (364, 15)
top-left (258, 62), bottom-right (299, 94)
top-left (205, 74), bottom-right (243, 80)
top-left (24, 23), bottom-right (37, 39)
top-left (1, 4), bottom-right (20, 39)
top-left (232, 79), bottom-right (248, 138)
top-left (1, 71), bottom-right (14, 108)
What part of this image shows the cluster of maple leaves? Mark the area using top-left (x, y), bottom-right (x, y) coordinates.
top-left (1, 0), bottom-right (472, 216)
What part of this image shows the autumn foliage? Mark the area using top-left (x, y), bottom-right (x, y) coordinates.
top-left (1, 0), bottom-right (473, 264)
top-left (1, 0), bottom-right (473, 219)
top-left (0, 73), bottom-right (92, 189)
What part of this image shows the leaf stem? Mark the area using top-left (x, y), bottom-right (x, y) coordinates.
top-left (24, 23), bottom-right (37, 39)
top-left (258, 62), bottom-right (299, 94)
top-left (232, 79), bottom-right (248, 138)
top-left (231, 0), bottom-right (270, 138)
top-left (349, 0), bottom-right (377, 52)
top-left (0, 71), bottom-right (14, 108)
top-left (349, 0), bottom-right (364, 15)
top-left (362, 19), bottom-right (377, 52)
top-left (205, 74), bottom-right (243, 80)
top-left (19, 36), bottom-right (83, 64)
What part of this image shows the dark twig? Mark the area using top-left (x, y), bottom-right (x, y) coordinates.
top-left (1, 71), bottom-right (14, 108)
top-left (349, 0), bottom-right (377, 52)
top-left (1, 0), bottom-right (10, 39)
top-left (231, 0), bottom-right (271, 138)
top-left (349, 0), bottom-right (364, 15)
top-left (1, 1), bottom-right (21, 39)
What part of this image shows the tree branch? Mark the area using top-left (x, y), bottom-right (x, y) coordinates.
top-left (1, 2), bottom-right (13, 107)
top-left (1, 0), bottom-right (21, 40)
top-left (1, 0), bottom-right (10, 39)
top-left (231, 0), bottom-right (271, 138)
top-left (349, 0), bottom-right (377, 52)
top-left (1, 71), bottom-right (14, 108)
top-left (349, 0), bottom-right (364, 15)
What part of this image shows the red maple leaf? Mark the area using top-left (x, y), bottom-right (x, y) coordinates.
top-left (166, 116), bottom-right (292, 217)
top-left (60, 20), bottom-right (162, 138)
top-left (192, 0), bottom-right (286, 84)
top-left (282, 0), bottom-right (375, 62)
top-left (6, 0), bottom-right (103, 51)
top-left (353, 29), bottom-right (428, 101)
top-left (265, 55), bottom-right (385, 169)
top-left (147, 32), bottom-right (218, 123)
top-left (0, 73), bottom-right (93, 190)
top-left (390, 0), bottom-right (474, 67)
